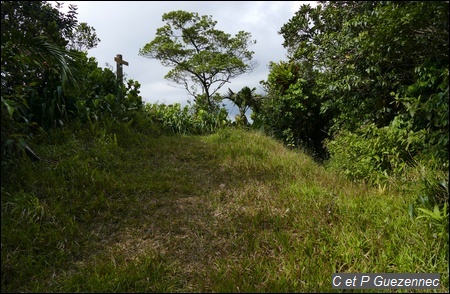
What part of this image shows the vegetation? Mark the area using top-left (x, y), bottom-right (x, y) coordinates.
top-left (254, 1), bottom-right (448, 165)
top-left (2, 126), bottom-right (448, 292)
top-left (222, 86), bottom-right (262, 126)
top-left (255, 60), bottom-right (329, 156)
top-left (1, 1), bottom-right (448, 293)
top-left (1, 1), bottom-right (143, 167)
top-left (139, 10), bottom-right (258, 111)
top-left (144, 101), bottom-right (229, 135)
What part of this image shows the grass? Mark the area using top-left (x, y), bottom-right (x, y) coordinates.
top-left (1, 125), bottom-right (448, 292)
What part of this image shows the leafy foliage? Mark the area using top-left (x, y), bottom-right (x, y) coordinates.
top-left (325, 119), bottom-right (426, 185)
top-left (1, 0), bottom-right (84, 163)
top-left (1, 1), bottom-right (144, 170)
top-left (1, 1), bottom-right (78, 48)
top-left (254, 61), bottom-right (330, 157)
top-left (417, 203), bottom-right (448, 239)
top-left (67, 22), bottom-right (101, 52)
top-left (256, 1), bottom-right (448, 172)
top-left (139, 10), bottom-right (258, 110)
top-left (223, 86), bottom-right (262, 126)
top-left (392, 64), bottom-right (449, 164)
top-left (144, 101), bottom-right (229, 135)
top-left (71, 54), bottom-right (144, 125)
top-left (279, 1), bottom-right (448, 132)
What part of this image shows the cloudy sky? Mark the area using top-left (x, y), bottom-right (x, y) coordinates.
top-left (55, 1), bottom-right (316, 114)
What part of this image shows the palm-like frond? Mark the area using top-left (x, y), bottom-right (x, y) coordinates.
top-left (18, 35), bottom-right (83, 92)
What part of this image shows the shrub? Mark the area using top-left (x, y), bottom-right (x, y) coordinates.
top-left (325, 118), bottom-right (426, 185)
top-left (144, 102), bottom-right (229, 135)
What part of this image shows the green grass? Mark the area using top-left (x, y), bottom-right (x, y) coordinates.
top-left (1, 125), bottom-right (448, 292)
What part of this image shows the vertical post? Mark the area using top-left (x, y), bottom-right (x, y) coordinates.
top-left (114, 54), bottom-right (129, 84)
top-left (114, 54), bottom-right (129, 101)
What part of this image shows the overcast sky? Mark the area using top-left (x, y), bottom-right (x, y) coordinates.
top-left (55, 1), bottom-right (316, 115)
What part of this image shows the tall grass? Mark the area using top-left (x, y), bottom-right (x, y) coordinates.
top-left (1, 125), bottom-right (448, 292)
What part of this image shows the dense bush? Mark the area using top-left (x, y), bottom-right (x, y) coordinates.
top-left (253, 61), bottom-right (330, 158)
top-left (325, 119), bottom-right (426, 185)
top-left (144, 102), bottom-right (230, 135)
top-left (254, 1), bottom-right (448, 192)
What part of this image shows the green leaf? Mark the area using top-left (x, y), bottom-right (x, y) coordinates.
top-left (1, 98), bottom-right (16, 117)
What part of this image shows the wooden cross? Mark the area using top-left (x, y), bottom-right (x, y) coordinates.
top-left (114, 54), bottom-right (129, 83)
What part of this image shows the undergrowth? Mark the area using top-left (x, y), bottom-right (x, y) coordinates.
top-left (1, 124), bottom-right (448, 292)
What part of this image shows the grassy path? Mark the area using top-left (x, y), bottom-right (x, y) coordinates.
top-left (1, 128), bottom-right (448, 292)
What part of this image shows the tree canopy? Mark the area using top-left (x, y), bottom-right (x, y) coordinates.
top-left (278, 1), bottom-right (448, 132)
top-left (254, 1), bottom-right (448, 168)
top-left (67, 22), bottom-right (101, 52)
top-left (139, 10), bottom-right (258, 111)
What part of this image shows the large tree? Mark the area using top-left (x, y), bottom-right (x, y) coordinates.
top-left (139, 10), bottom-right (258, 111)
